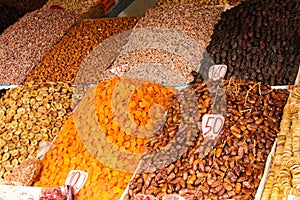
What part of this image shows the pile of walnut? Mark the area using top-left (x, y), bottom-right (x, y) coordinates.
top-left (125, 76), bottom-right (289, 200)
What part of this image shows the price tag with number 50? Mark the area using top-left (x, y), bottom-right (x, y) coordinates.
top-left (208, 64), bottom-right (227, 81)
top-left (202, 114), bottom-right (225, 139)
top-left (65, 170), bottom-right (88, 194)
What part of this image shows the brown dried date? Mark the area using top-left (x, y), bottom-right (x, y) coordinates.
top-left (126, 78), bottom-right (289, 199)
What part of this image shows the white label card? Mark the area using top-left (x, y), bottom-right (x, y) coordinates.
top-left (208, 64), bottom-right (227, 81)
top-left (108, 64), bottom-right (128, 77)
top-left (65, 170), bottom-right (88, 194)
top-left (288, 195), bottom-right (300, 200)
top-left (202, 114), bottom-right (225, 139)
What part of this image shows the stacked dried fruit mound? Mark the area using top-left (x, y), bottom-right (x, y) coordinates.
top-left (0, 82), bottom-right (73, 179)
top-left (261, 88), bottom-right (300, 199)
top-left (0, 8), bottom-right (79, 85)
top-left (35, 77), bottom-right (177, 199)
top-left (124, 77), bottom-right (289, 199)
top-left (205, 0), bottom-right (300, 85)
top-left (156, 0), bottom-right (244, 6)
top-left (26, 17), bottom-right (139, 83)
top-left (112, 4), bottom-right (224, 84)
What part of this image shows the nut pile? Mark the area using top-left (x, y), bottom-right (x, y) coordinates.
top-left (112, 46), bottom-right (198, 84)
top-left (26, 17), bottom-right (139, 83)
top-left (44, 0), bottom-right (114, 14)
top-left (261, 88), bottom-right (300, 199)
top-left (0, 8), bottom-right (79, 84)
top-left (0, 3), bottom-right (24, 34)
top-left (125, 78), bottom-right (289, 199)
top-left (0, 82), bottom-right (73, 179)
top-left (111, 4), bottom-right (224, 84)
top-left (205, 0), bottom-right (300, 85)
top-left (136, 4), bottom-right (224, 49)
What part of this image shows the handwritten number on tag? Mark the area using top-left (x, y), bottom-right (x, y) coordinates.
top-left (208, 65), bottom-right (227, 81)
top-left (65, 170), bottom-right (88, 194)
top-left (202, 114), bottom-right (224, 138)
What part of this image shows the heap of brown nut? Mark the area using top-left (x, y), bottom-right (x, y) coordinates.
top-left (125, 77), bottom-right (289, 199)
top-left (0, 82), bottom-right (73, 179)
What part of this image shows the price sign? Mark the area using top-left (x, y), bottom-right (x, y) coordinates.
top-left (288, 195), bottom-right (300, 200)
top-left (65, 170), bottom-right (88, 194)
top-left (202, 114), bottom-right (225, 139)
top-left (208, 64), bottom-right (227, 81)
top-left (108, 64), bottom-right (128, 77)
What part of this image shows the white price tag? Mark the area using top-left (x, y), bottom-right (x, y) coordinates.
top-left (288, 195), bottom-right (300, 200)
top-left (202, 114), bottom-right (225, 139)
top-left (65, 170), bottom-right (88, 194)
top-left (208, 64), bottom-right (227, 81)
top-left (108, 64), bottom-right (128, 77)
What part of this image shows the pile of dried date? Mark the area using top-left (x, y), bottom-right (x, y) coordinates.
top-left (205, 0), bottom-right (299, 85)
top-left (125, 76), bottom-right (289, 199)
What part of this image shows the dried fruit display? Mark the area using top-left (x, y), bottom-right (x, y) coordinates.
top-left (34, 114), bottom-right (133, 200)
top-left (26, 17), bottom-right (139, 83)
top-left (0, 82), bottom-right (73, 179)
top-left (125, 77), bottom-right (289, 199)
top-left (95, 77), bottom-right (176, 154)
top-left (205, 0), bottom-right (300, 85)
top-left (261, 88), bottom-right (300, 199)
top-left (35, 76), bottom-right (178, 199)
top-left (0, 8), bottom-right (79, 84)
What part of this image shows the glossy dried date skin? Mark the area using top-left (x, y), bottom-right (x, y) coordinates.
top-left (126, 78), bottom-right (289, 200)
top-left (205, 0), bottom-right (299, 85)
